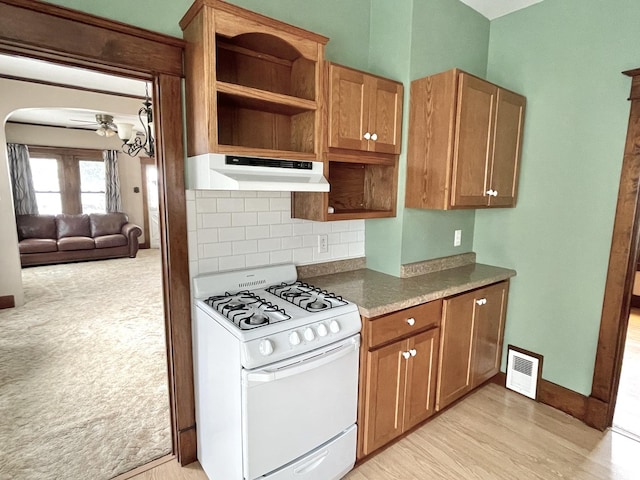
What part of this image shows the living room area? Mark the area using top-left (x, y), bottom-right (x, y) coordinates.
top-left (0, 65), bottom-right (171, 479)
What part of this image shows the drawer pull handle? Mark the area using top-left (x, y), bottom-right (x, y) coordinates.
top-left (407, 318), bottom-right (416, 326)
top-left (409, 349), bottom-right (417, 357)
top-left (402, 351), bottom-right (410, 360)
top-left (476, 298), bottom-right (487, 306)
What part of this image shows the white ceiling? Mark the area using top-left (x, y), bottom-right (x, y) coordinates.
top-left (460, 0), bottom-right (543, 20)
top-left (0, 54), bottom-right (149, 131)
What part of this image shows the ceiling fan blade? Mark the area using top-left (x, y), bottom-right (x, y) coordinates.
top-left (69, 118), bottom-right (99, 125)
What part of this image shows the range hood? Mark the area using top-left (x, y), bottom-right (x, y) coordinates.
top-left (186, 153), bottom-right (329, 192)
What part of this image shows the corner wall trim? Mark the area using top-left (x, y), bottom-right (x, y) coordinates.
top-left (0, 295), bottom-right (15, 309)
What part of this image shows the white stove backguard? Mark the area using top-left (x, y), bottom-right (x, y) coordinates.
top-left (192, 263), bottom-right (297, 299)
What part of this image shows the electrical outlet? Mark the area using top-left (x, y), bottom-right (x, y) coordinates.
top-left (454, 229), bottom-right (462, 247)
top-left (317, 234), bottom-right (328, 253)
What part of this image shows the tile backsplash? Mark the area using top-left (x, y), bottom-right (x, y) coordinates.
top-left (186, 190), bottom-right (365, 278)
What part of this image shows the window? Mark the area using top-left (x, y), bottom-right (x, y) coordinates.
top-left (28, 147), bottom-right (106, 215)
top-left (29, 156), bottom-right (62, 215)
top-left (79, 160), bottom-right (106, 213)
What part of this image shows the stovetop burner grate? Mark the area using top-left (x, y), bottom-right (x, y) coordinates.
top-left (266, 281), bottom-right (348, 312)
top-left (204, 291), bottom-right (290, 330)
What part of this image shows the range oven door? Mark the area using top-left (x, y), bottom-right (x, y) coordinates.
top-left (241, 334), bottom-right (360, 480)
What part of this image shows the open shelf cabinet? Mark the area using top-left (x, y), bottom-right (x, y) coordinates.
top-left (293, 152), bottom-right (398, 221)
top-left (180, 0), bottom-right (328, 160)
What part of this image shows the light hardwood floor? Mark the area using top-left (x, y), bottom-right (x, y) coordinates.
top-left (613, 308), bottom-right (640, 438)
top-left (130, 384), bottom-right (639, 480)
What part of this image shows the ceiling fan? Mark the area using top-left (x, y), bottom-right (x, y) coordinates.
top-left (70, 113), bottom-right (118, 137)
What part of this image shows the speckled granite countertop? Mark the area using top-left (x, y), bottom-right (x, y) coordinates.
top-left (305, 263), bottom-right (516, 318)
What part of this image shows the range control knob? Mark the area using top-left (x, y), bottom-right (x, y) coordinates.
top-left (329, 320), bottom-right (341, 334)
top-left (289, 331), bottom-right (301, 346)
top-left (259, 339), bottom-right (274, 356)
top-left (304, 327), bottom-right (315, 341)
top-left (317, 324), bottom-right (328, 337)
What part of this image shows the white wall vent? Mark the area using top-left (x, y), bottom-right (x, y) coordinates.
top-left (506, 346), bottom-right (541, 400)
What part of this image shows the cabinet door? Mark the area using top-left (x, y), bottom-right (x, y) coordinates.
top-left (436, 290), bottom-right (476, 410)
top-left (328, 64), bottom-right (369, 151)
top-left (451, 73), bottom-right (497, 207)
top-left (472, 282), bottom-right (509, 386)
top-left (362, 339), bottom-right (407, 455)
top-left (368, 76), bottom-right (403, 154)
top-left (488, 89), bottom-right (526, 207)
top-left (404, 328), bottom-right (440, 430)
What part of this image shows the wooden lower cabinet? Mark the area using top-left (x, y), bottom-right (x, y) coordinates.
top-left (435, 294), bottom-right (475, 410)
top-left (362, 328), bottom-right (439, 456)
top-left (436, 281), bottom-right (509, 411)
top-left (357, 281), bottom-right (509, 460)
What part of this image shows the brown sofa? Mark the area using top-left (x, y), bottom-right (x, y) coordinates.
top-left (17, 212), bottom-right (142, 267)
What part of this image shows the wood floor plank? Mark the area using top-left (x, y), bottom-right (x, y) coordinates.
top-left (613, 308), bottom-right (640, 437)
top-left (128, 383), bottom-right (640, 479)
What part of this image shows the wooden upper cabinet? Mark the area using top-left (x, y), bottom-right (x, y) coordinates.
top-left (180, 0), bottom-right (328, 160)
top-left (405, 68), bottom-right (525, 210)
top-left (329, 65), bottom-right (369, 151)
top-left (489, 89), bottom-right (526, 207)
top-left (292, 63), bottom-right (402, 222)
top-left (451, 74), bottom-right (497, 207)
top-left (328, 63), bottom-right (403, 154)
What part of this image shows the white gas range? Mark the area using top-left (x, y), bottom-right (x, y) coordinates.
top-left (192, 263), bottom-right (361, 480)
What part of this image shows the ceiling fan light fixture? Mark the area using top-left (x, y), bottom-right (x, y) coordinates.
top-left (115, 122), bottom-right (134, 141)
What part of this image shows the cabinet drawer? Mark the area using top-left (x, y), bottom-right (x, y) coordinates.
top-left (368, 300), bottom-right (442, 348)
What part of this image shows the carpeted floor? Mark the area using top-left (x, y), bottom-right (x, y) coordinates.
top-left (0, 249), bottom-right (172, 480)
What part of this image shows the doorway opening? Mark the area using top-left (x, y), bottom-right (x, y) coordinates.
top-left (0, 0), bottom-right (194, 465)
top-left (1, 63), bottom-right (172, 478)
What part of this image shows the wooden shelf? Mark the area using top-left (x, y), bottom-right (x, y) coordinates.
top-left (327, 209), bottom-right (395, 221)
top-left (293, 158), bottom-right (398, 221)
top-left (181, 2), bottom-right (326, 158)
top-left (215, 145), bottom-right (317, 160)
top-left (217, 82), bottom-right (316, 115)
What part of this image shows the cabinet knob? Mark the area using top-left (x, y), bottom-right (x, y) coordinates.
top-left (486, 189), bottom-right (494, 196)
top-left (476, 298), bottom-right (487, 306)
top-left (402, 351), bottom-right (410, 360)
top-left (486, 189), bottom-right (498, 197)
top-left (409, 349), bottom-right (417, 357)
top-left (492, 190), bottom-right (498, 196)
top-left (371, 133), bottom-right (378, 141)
top-left (363, 132), bottom-right (371, 140)
top-left (406, 318), bottom-right (416, 326)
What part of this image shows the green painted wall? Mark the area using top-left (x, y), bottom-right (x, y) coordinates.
top-left (399, 0), bottom-right (488, 267)
top-left (363, 0), bottom-right (413, 277)
top-left (43, 0), bottom-right (625, 396)
top-left (365, 0), bottom-right (489, 274)
top-left (44, 0), bottom-right (371, 70)
top-left (475, 0), bottom-right (636, 395)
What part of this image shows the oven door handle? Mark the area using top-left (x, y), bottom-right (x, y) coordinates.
top-left (245, 339), bottom-right (358, 383)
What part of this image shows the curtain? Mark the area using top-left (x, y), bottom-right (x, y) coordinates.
top-left (103, 149), bottom-right (122, 213)
top-left (7, 143), bottom-right (38, 215)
